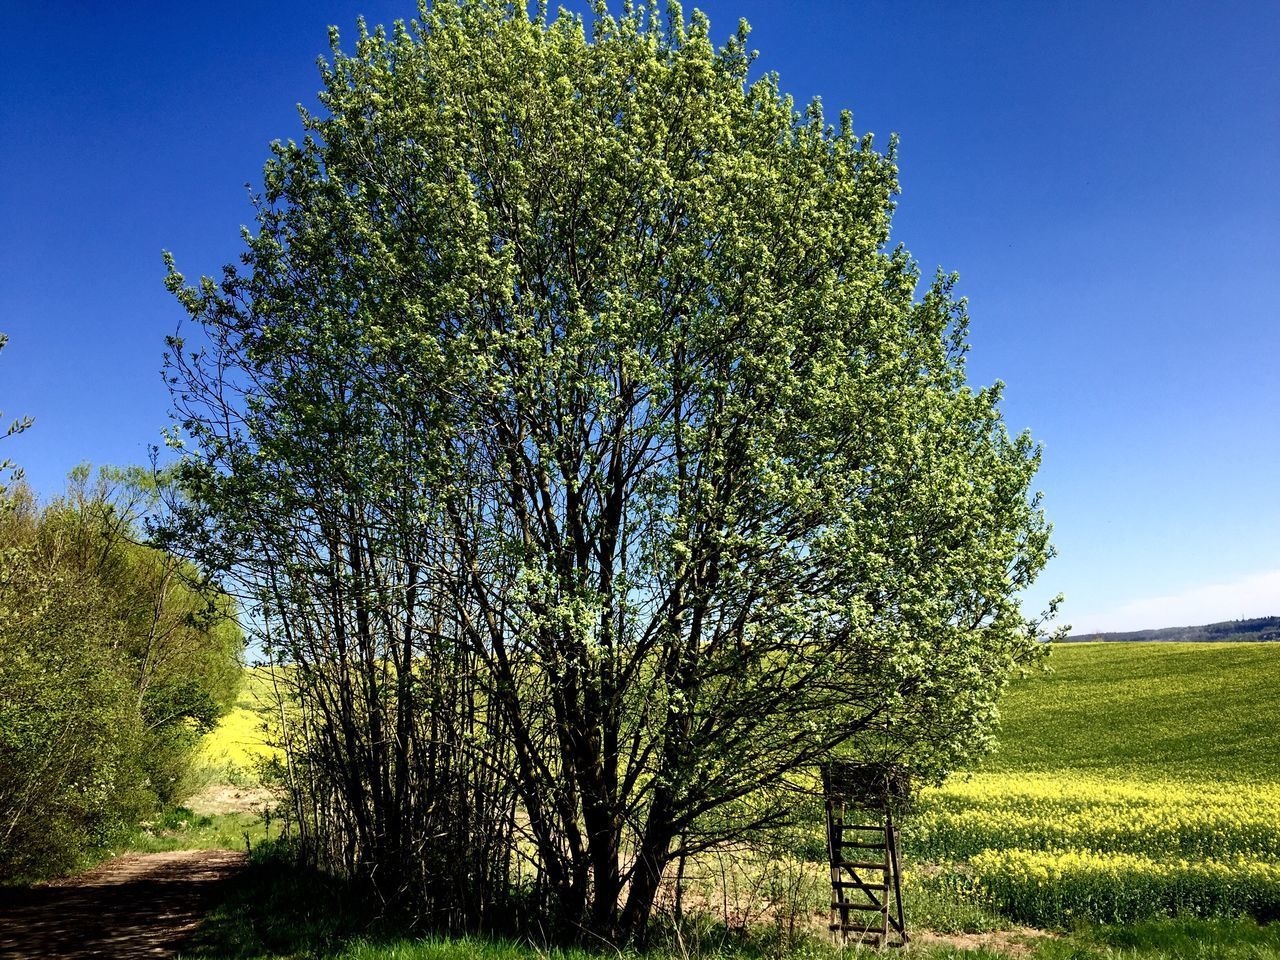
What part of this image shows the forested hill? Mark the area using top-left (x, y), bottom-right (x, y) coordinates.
top-left (1065, 616), bottom-right (1280, 643)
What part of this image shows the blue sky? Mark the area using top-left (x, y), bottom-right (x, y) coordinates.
top-left (1, 1), bottom-right (1276, 632)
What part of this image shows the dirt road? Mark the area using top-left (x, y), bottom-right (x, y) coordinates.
top-left (0, 849), bottom-right (246, 959)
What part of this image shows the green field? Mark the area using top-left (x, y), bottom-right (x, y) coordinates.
top-left (910, 642), bottom-right (1280, 930)
top-left (987, 642), bottom-right (1280, 779)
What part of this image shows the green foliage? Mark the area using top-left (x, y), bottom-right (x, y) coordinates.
top-left (0, 501), bottom-right (149, 879)
top-left (0, 469), bottom-right (243, 882)
top-left (165, 0), bottom-right (1058, 937)
top-left (183, 841), bottom-right (970, 960)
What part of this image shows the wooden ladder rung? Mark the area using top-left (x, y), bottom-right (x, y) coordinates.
top-left (829, 922), bottom-right (887, 934)
top-left (826, 803), bottom-right (906, 948)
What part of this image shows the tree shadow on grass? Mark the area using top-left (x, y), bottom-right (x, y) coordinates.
top-left (181, 843), bottom-right (387, 959)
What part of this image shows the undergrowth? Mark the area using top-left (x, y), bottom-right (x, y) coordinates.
top-left (121, 807), bottom-right (269, 855)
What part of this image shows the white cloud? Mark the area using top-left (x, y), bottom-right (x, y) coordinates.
top-left (1071, 568), bottom-right (1280, 635)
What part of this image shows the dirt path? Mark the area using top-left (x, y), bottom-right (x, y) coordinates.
top-left (0, 849), bottom-right (246, 959)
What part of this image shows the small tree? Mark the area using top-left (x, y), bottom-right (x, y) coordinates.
top-left (0, 334), bottom-right (33, 491)
top-left (165, 1), bottom-right (1060, 941)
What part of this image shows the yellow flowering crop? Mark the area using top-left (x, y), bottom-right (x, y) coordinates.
top-left (908, 773), bottom-right (1280, 925)
top-left (961, 847), bottom-right (1280, 926)
top-left (910, 773), bottom-right (1280, 860)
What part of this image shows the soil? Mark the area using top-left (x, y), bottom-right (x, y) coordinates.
top-left (0, 849), bottom-right (246, 959)
top-left (185, 781), bottom-right (274, 816)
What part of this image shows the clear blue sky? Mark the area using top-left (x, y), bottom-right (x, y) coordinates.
top-left (2, 1), bottom-right (1277, 632)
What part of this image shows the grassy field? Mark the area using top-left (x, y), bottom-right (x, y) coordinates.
top-left (985, 641), bottom-right (1280, 779)
top-left (126, 807), bottom-right (268, 855)
top-left (908, 642), bottom-right (1280, 933)
top-left (178, 642), bottom-right (1280, 958)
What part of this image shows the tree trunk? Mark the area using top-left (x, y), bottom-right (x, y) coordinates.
top-left (618, 798), bottom-right (675, 943)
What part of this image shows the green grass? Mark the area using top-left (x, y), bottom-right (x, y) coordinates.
top-left (184, 849), bottom-right (1280, 960)
top-left (179, 842), bottom-right (371, 959)
top-left (120, 807), bottom-right (269, 855)
top-left (900, 873), bottom-right (1007, 935)
top-left (180, 841), bottom-right (833, 960)
top-left (175, 843), bottom-right (1027, 960)
top-left (1036, 918), bottom-right (1280, 960)
top-left (987, 642), bottom-right (1280, 780)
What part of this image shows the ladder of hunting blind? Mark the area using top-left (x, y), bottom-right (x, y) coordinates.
top-left (825, 799), bottom-right (908, 949)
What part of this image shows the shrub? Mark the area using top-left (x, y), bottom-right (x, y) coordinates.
top-left (0, 472), bottom-right (241, 882)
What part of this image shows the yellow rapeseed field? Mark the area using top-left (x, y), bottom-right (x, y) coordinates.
top-left (908, 642), bottom-right (1280, 925)
top-left (197, 667), bottom-right (281, 773)
top-left (913, 774), bottom-right (1280, 860)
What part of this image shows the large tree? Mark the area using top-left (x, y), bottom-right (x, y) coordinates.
top-left (164, 0), bottom-right (1060, 941)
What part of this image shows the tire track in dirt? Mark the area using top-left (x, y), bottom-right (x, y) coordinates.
top-left (0, 849), bottom-right (246, 959)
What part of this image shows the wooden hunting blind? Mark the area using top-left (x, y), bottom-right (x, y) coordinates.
top-left (820, 760), bottom-right (910, 949)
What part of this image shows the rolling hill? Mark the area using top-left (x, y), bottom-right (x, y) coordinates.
top-left (1065, 615), bottom-right (1280, 644)
top-left (985, 640), bottom-right (1280, 779)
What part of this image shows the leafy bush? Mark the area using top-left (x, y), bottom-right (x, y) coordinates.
top-left (0, 541), bottom-right (150, 879)
top-left (0, 472), bottom-right (242, 882)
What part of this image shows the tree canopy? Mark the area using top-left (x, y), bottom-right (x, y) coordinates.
top-left (164, 0), bottom-right (1059, 941)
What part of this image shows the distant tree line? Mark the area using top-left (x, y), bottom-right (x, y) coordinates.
top-left (1067, 617), bottom-right (1280, 643)
top-left (0, 382), bottom-right (242, 883)
top-left (160, 3), bottom-right (1061, 945)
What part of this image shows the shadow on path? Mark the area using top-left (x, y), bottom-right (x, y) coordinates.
top-left (0, 849), bottom-right (247, 959)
